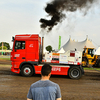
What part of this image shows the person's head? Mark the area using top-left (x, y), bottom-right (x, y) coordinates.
top-left (41, 64), bottom-right (52, 76)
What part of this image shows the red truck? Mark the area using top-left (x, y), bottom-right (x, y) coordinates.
top-left (11, 34), bottom-right (84, 79)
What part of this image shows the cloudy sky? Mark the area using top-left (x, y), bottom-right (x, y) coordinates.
top-left (0, 0), bottom-right (100, 50)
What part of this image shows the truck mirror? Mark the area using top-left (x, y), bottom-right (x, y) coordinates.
top-left (12, 37), bottom-right (15, 42)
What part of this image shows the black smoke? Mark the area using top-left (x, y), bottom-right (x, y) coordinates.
top-left (39, 0), bottom-right (96, 31)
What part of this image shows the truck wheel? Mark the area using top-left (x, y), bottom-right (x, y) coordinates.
top-left (21, 64), bottom-right (34, 77)
top-left (68, 67), bottom-right (82, 79)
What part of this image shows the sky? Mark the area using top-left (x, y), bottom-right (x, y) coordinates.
top-left (0, 0), bottom-right (100, 50)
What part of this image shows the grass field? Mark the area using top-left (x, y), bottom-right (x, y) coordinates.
top-left (84, 67), bottom-right (100, 70)
top-left (0, 55), bottom-right (10, 60)
top-left (0, 58), bottom-right (10, 60)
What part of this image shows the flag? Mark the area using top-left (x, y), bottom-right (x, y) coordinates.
top-left (58, 36), bottom-right (61, 50)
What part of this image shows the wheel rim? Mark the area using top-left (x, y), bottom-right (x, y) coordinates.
top-left (71, 69), bottom-right (79, 78)
top-left (24, 67), bottom-right (31, 75)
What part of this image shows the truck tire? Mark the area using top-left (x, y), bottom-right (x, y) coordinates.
top-left (21, 64), bottom-right (34, 77)
top-left (68, 67), bottom-right (82, 79)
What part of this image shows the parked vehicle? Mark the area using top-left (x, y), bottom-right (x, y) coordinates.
top-left (82, 47), bottom-right (99, 67)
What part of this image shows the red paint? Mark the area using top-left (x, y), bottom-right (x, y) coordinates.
top-left (34, 65), bottom-right (70, 75)
top-left (25, 70), bottom-right (28, 73)
top-left (51, 60), bottom-right (59, 63)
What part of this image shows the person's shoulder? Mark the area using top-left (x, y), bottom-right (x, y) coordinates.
top-left (48, 80), bottom-right (56, 84)
top-left (48, 80), bottom-right (59, 87)
top-left (30, 80), bottom-right (41, 88)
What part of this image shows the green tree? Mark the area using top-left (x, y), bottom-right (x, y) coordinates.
top-left (0, 46), bottom-right (7, 50)
top-left (46, 45), bottom-right (52, 52)
top-left (0, 42), bottom-right (10, 50)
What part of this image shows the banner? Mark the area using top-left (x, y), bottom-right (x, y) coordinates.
top-left (58, 36), bottom-right (61, 50)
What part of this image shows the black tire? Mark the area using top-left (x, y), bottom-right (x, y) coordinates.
top-left (68, 67), bottom-right (82, 79)
top-left (95, 59), bottom-right (100, 67)
top-left (21, 64), bottom-right (34, 77)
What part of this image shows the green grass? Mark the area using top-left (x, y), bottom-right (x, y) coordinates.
top-left (0, 58), bottom-right (10, 60)
top-left (0, 64), bottom-right (11, 67)
top-left (84, 67), bottom-right (100, 70)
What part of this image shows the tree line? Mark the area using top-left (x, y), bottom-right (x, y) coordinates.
top-left (0, 42), bottom-right (10, 50)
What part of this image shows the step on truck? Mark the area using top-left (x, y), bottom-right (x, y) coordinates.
top-left (11, 34), bottom-right (84, 79)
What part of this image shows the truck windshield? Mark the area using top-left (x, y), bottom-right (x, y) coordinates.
top-left (15, 41), bottom-right (25, 50)
top-left (88, 49), bottom-right (95, 57)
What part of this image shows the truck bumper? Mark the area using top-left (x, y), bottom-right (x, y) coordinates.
top-left (11, 62), bottom-right (20, 74)
top-left (11, 67), bottom-right (20, 74)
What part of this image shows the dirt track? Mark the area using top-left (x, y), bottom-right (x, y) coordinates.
top-left (0, 62), bottom-right (100, 100)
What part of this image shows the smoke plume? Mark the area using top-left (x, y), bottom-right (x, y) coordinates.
top-left (40, 0), bottom-right (96, 31)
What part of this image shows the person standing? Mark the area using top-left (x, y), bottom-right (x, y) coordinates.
top-left (27, 64), bottom-right (61, 100)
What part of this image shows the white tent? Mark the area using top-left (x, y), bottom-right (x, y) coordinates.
top-left (57, 48), bottom-right (65, 53)
top-left (95, 47), bottom-right (100, 55)
top-left (59, 36), bottom-right (95, 52)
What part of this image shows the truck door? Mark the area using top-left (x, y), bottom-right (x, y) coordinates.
top-left (14, 41), bottom-right (26, 62)
top-left (26, 40), bottom-right (38, 62)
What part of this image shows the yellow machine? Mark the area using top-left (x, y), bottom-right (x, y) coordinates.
top-left (82, 47), bottom-right (98, 67)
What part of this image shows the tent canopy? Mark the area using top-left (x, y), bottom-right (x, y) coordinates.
top-left (57, 48), bottom-right (65, 53)
top-left (59, 36), bottom-right (95, 53)
top-left (95, 47), bottom-right (100, 55)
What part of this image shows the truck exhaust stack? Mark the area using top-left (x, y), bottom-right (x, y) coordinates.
top-left (41, 37), bottom-right (44, 61)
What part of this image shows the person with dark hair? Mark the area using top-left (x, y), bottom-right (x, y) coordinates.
top-left (27, 64), bottom-right (61, 100)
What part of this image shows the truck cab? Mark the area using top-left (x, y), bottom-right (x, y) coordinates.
top-left (11, 34), bottom-right (41, 74)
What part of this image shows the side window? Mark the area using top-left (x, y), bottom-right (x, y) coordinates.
top-left (85, 49), bottom-right (86, 53)
top-left (88, 49), bottom-right (91, 55)
top-left (92, 49), bottom-right (95, 55)
top-left (15, 41), bottom-right (25, 50)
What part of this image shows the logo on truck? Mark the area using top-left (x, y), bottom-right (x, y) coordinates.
top-left (15, 54), bottom-right (20, 57)
top-left (29, 44), bottom-right (33, 47)
top-left (52, 67), bottom-right (61, 71)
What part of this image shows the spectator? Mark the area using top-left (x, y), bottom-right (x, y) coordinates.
top-left (27, 64), bottom-right (61, 100)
